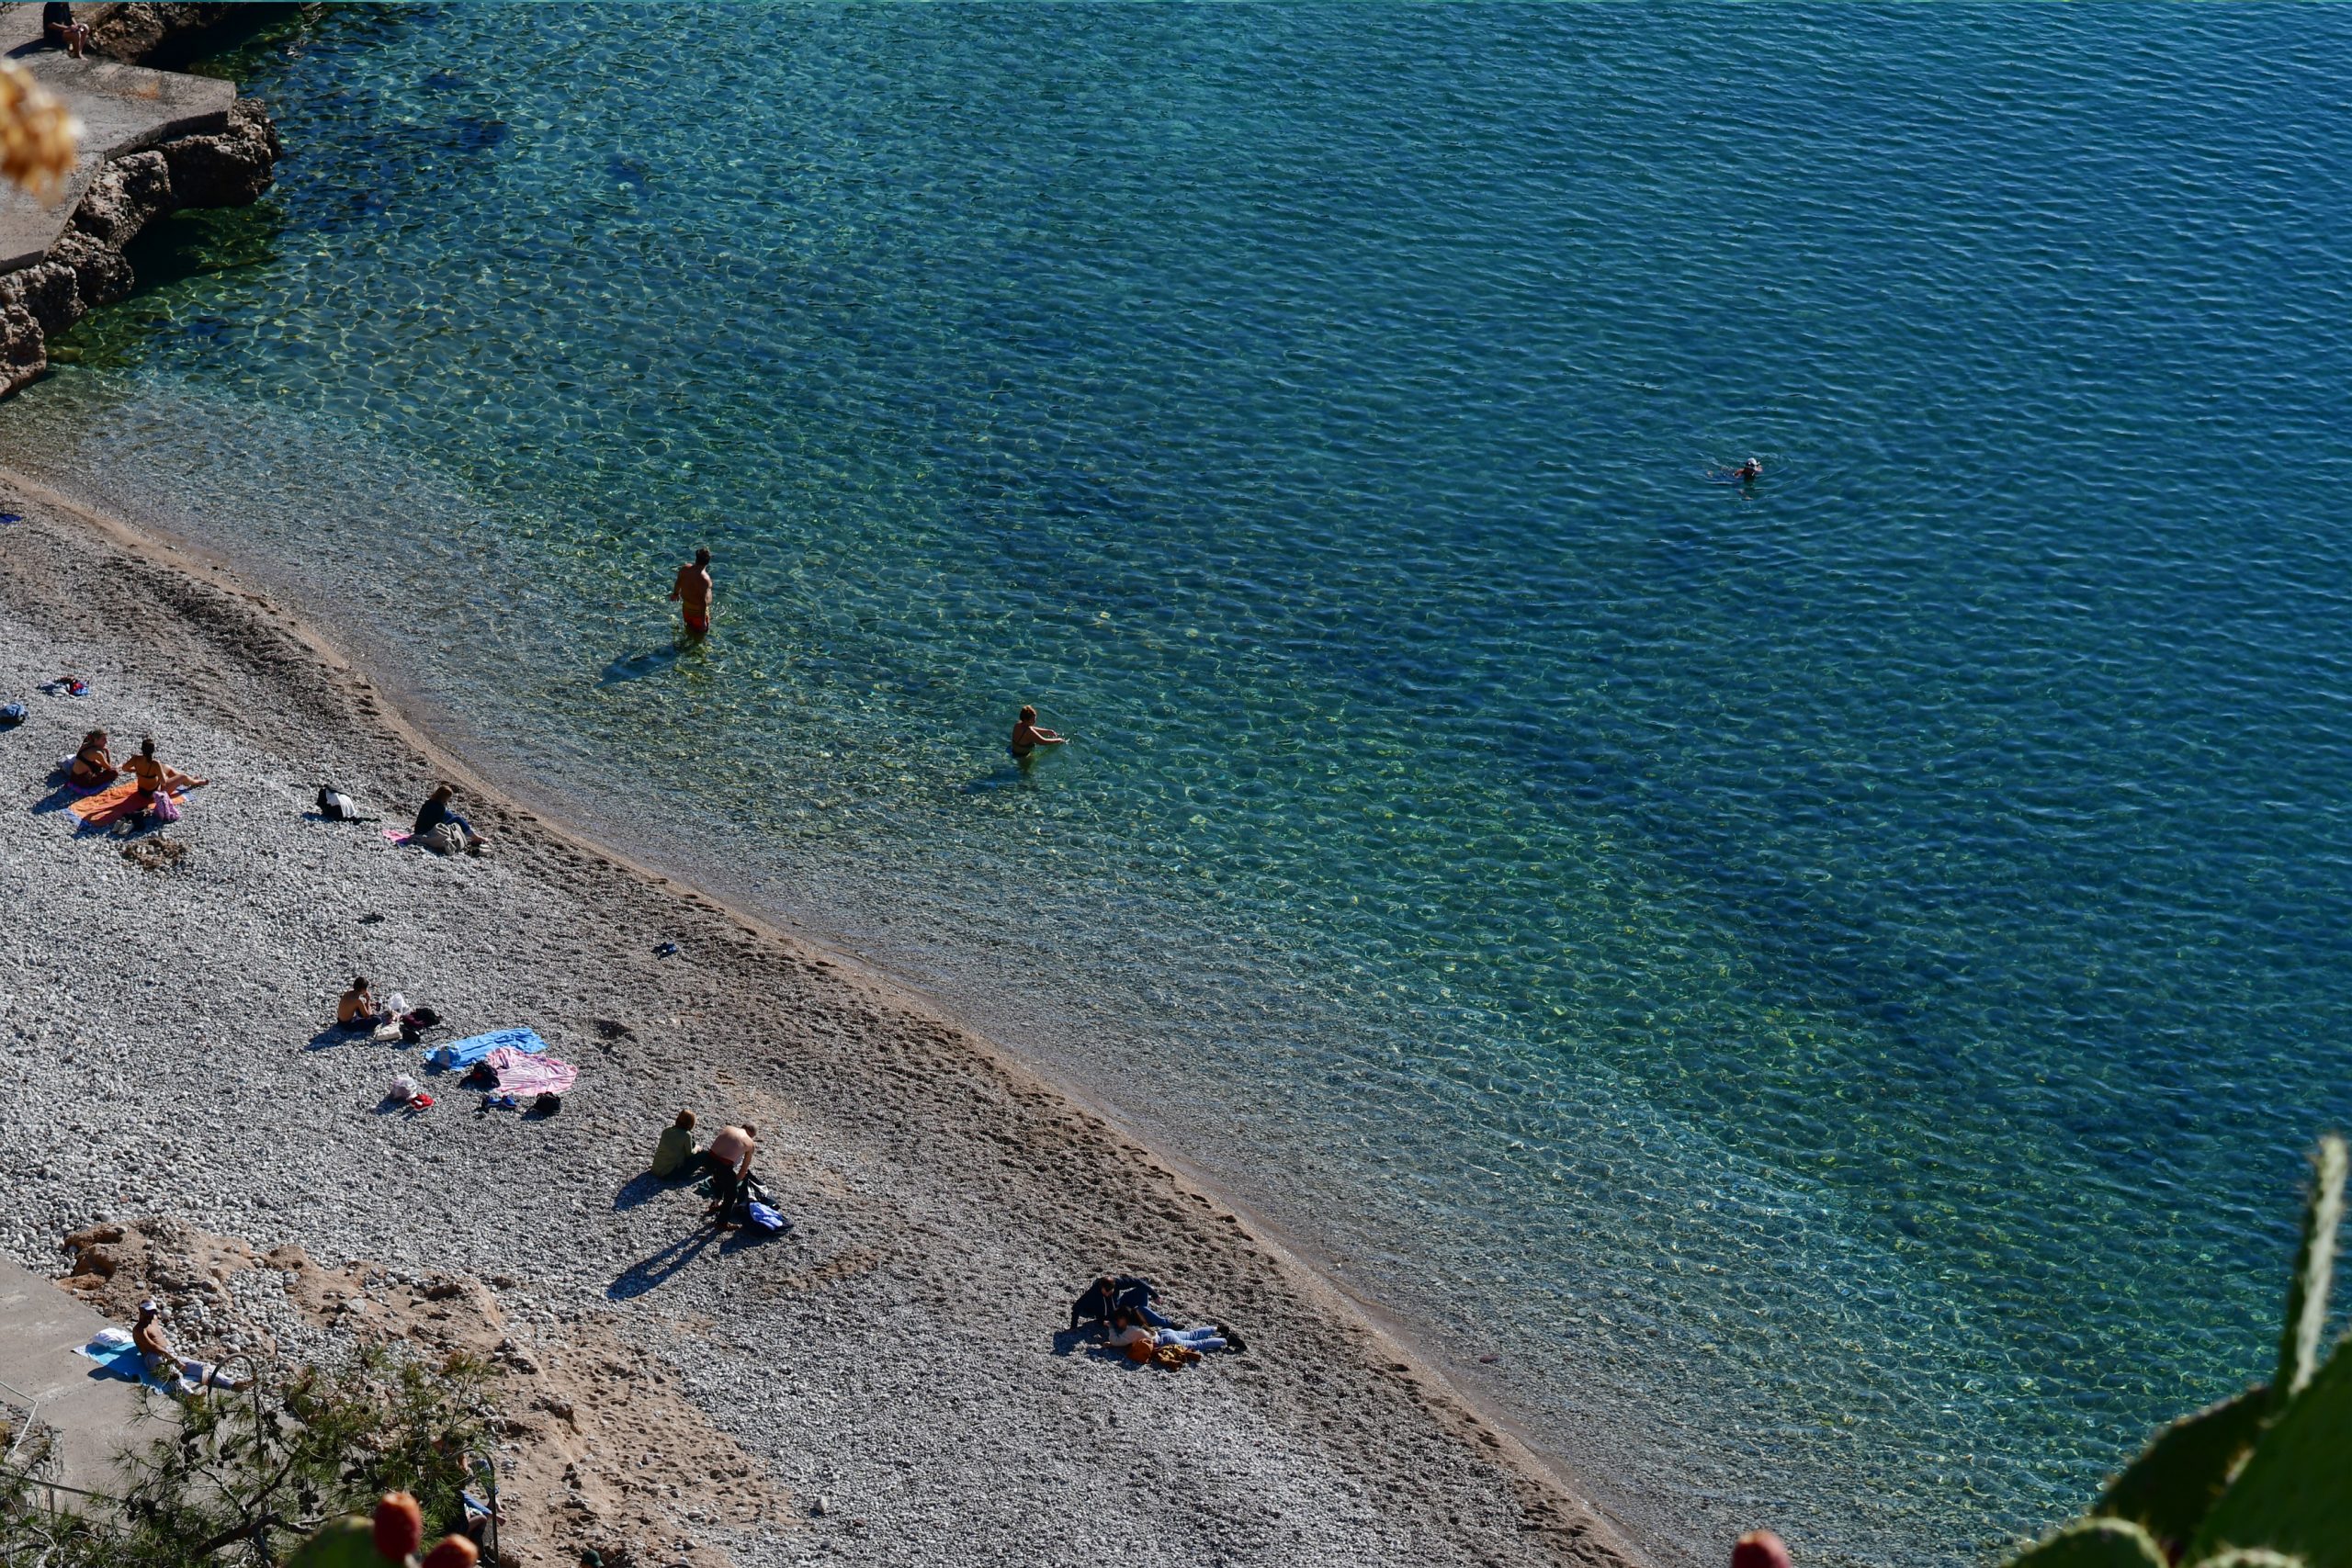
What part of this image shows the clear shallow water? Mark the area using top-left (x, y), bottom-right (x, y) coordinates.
top-left (10, 6), bottom-right (2352, 1562)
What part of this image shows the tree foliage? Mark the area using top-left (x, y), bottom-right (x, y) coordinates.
top-left (1, 1347), bottom-right (492, 1568)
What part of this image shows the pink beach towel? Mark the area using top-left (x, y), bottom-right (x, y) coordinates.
top-left (381, 829), bottom-right (412, 844)
top-left (485, 1046), bottom-right (577, 1098)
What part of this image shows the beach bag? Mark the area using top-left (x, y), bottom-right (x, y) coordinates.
top-left (743, 1201), bottom-right (786, 1235)
top-left (417, 822), bottom-right (461, 855)
top-left (0, 702), bottom-right (24, 726)
top-left (532, 1092), bottom-right (562, 1116)
top-left (388, 1076), bottom-right (420, 1103)
top-left (147, 791), bottom-right (182, 825)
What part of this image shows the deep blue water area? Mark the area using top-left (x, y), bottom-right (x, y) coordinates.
top-left (9, 6), bottom-right (2352, 1562)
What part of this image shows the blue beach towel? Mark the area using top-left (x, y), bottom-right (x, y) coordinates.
top-left (76, 1332), bottom-right (167, 1388)
top-left (426, 1028), bottom-right (548, 1073)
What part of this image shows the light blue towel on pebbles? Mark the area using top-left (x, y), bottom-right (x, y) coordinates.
top-left (426, 1028), bottom-right (548, 1072)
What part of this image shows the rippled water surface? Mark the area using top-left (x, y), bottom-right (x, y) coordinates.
top-left (9, 6), bottom-right (2352, 1562)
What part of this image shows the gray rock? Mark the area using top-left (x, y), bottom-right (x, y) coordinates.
top-left (71, 152), bottom-right (175, 248)
top-left (158, 98), bottom-right (278, 209)
top-left (46, 230), bottom-right (134, 310)
top-left (0, 261), bottom-right (83, 337)
top-left (0, 304), bottom-right (43, 397)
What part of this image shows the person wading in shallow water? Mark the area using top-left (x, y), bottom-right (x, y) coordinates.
top-left (1009, 705), bottom-right (1066, 762)
top-left (669, 547), bottom-right (714, 639)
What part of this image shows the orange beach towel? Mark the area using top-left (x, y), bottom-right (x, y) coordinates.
top-left (66, 776), bottom-right (206, 826)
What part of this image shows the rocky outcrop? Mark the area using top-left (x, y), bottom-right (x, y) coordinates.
top-left (85, 3), bottom-right (297, 70)
top-left (156, 94), bottom-right (280, 207)
top-left (0, 97), bottom-right (278, 395)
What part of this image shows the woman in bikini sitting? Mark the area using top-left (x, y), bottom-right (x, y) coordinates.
top-left (69, 729), bottom-right (116, 790)
top-left (122, 738), bottom-right (197, 808)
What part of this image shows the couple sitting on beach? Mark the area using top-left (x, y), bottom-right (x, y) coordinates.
top-left (69, 731), bottom-right (201, 824)
top-left (650, 1111), bottom-right (781, 1231)
top-left (1069, 1274), bottom-right (1242, 1364)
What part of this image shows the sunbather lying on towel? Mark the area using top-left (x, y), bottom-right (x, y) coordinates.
top-left (69, 729), bottom-right (117, 790)
top-left (134, 1300), bottom-right (251, 1396)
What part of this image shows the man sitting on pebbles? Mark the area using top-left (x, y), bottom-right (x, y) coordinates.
top-left (134, 1299), bottom-right (251, 1397)
top-left (337, 976), bottom-right (392, 1034)
top-left (1070, 1274), bottom-right (1174, 1334)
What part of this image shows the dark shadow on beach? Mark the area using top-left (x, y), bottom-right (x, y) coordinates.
top-left (716, 1223), bottom-right (787, 1257)
top-left (608, 1226), bottom-right (718, 1300)
top-left (30, 782), bottom-right (80, 815)
top-left (612, 1169), bottom-right (702, 1213)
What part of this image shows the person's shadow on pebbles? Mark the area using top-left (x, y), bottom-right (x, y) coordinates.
top-left (611, 1172), bottom-right (670, 1212)
top-left (608, 1226), bottom-right (718, 1300)
top-left (30, 782), bottom-right (80, 816)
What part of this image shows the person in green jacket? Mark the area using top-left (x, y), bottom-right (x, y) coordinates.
top-left (651, 1109), bottom-right (699, 1178)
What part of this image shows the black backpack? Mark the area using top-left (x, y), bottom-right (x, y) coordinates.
top-left (532, 1092), bottom-right (562, 1116)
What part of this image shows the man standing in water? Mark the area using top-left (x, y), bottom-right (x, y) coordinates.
top-left (669, 547), bottom-right (714, 638)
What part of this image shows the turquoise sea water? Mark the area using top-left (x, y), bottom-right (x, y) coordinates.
top-left (8, 6), bottom-right (2352, 1562)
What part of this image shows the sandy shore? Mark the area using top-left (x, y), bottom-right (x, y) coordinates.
top-left (0, 476), bottom-right (1646, 1568)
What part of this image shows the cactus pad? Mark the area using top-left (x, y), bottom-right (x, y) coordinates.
top-left (2093, 1383), bottom-right (2269, 1552)
top-left (2188, 1333), bottom-right (2352, 1568)
top-left (2006, 1517), bottom-right (2169, 1568)
top-left (2273, 1134), bottom-right (2346, 1411)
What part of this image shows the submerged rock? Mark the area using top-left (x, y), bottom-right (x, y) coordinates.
top-left (5, 88), bottom-right (278, 394)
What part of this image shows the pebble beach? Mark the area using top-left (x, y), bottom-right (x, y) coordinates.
top-left (0, 474), bottom-right (1644, 1567)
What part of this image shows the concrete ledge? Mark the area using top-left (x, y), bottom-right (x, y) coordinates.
top-left (0, 1252), bottom-right (148, 1499)
top-left (0, 3), bottom-right (235, 271)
